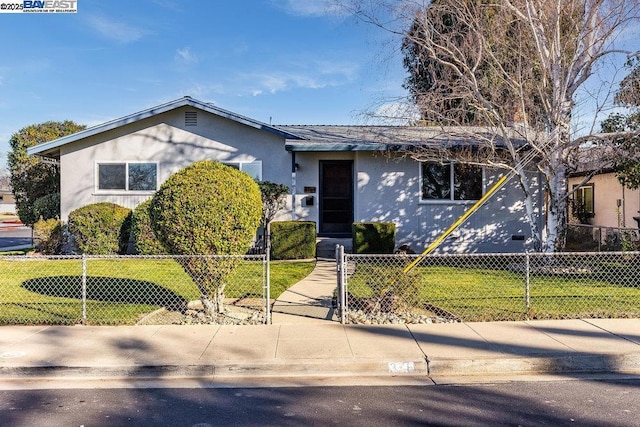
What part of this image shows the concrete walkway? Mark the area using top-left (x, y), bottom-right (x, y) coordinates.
top-left (271, 260), bottom-right (337, 324)
top-left (271, 238), bottom-right (350, 324)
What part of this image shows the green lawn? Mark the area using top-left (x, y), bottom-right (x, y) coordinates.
top-left (0, 257), bottom-right (315, 325)
top-left (347, 264), bottom-right (640, 321)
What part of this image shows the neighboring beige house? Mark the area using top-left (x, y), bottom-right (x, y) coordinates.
top-left (569, 168), bottom-right (640, 229)
top-left (27, 96), bottom-right (544, 253)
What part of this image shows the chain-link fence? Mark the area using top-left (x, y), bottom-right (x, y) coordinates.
top-left (339, 251), bottom-right (640, 324)
top-left (0, 254), bottom-right (268, 326)
top-left (566, 224), bottom-right (640, 252)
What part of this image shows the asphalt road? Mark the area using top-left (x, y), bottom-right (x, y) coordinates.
top-left (0, 226), bottom-right (32, 249)
top-left (1, 379), bottom-right (638, 426)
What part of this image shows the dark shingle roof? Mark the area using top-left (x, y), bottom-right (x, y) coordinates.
top-left (277, 125), bottom-right (522, 152)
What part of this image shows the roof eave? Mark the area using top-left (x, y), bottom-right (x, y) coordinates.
top-left (285, 143), bottom-right (397, 152)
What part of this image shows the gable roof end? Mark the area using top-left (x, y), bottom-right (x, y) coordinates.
top-left (27, 96), bottom-right (303, 157)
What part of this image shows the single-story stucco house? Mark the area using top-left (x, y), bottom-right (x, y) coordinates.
top-left (27, 96), bottom-right (543, 253)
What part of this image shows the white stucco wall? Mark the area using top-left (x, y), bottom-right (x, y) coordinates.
top-left (352, 152), bottom-right (541, 253)
top-left (59, 106), bottom-right (293, 222)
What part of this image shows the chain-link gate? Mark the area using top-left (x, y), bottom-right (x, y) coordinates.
top-left (0, 254), bottom-right (268, 326)
top-left (337, 248), bottom-right (640, 324)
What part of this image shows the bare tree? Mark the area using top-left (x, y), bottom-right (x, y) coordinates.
top-left (345, 0), bottom-right (639, 251)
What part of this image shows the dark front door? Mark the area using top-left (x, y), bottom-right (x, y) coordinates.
top-left (319, 160), bottom-right (353, 236)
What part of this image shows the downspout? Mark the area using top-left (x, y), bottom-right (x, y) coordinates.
top-left (622, 185), bottom-right (626, 228)
top-left (291, 151), bottom-right (297, 220)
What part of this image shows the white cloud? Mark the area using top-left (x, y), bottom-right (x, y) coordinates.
top-left (272, 0), bottom-right (346, 17)
top-left (304, 58), bottom-right (360, 82)
top-left (241, 59), bottom-right (359, 96)
top-left (86, 15), bottom-right (150, 43)
top-left (175, 47), bottom-right (198, 65)
top-left (243, 72), bottom-right (328, 96)
top-left (179, 82), bottom-right (226, 98)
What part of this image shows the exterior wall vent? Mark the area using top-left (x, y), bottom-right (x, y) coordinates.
top-left (185, 111), bottom-right (197, 127)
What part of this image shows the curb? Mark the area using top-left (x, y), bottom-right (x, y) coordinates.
top-left (428, 353), bottom-right (640, 376)
top-left (3, 354), bottom-right (640, 381)
top-left (0, 359), bottom-right (428, 380)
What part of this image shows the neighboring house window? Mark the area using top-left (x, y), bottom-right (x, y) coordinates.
top-left (97, 162), bottom-right (158, 192)
top-left (224, 160), bottom-right (262, 181)
top-left (421, 162), bottom-right (483, 201)
top-left (573, 184), bottom-right (594, 218)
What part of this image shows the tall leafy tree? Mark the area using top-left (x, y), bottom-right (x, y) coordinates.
top-left (8, 121), bottom-right (85, 225)
top-left (401, 0), bottom-right (547, 127)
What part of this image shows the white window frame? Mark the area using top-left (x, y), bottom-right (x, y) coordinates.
top-left (419, 161), bottom-right (485, 204)
top-left (223, 160), bottom-right (263, 181)
top-left (573, 183), bottom-right (595, 217)
top-left (95, 161), bottom-right (159, 194)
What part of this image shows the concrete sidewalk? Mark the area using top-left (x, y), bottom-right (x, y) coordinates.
top-left (1, 319), bottom-right (640, 387)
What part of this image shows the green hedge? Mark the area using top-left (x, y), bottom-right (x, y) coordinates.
top-left (68, 202), bottom-right (132, 254)
top-left (352, 222), bottom-right (396, 254)
top-left (131, 199), bottom-right (166, 255)
top-left (271, 221), bottom-right (316, 260)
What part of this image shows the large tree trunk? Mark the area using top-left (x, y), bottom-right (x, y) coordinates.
top-left (514, 163), bottom-right (543, 252)
top-left (544, 165), bottom-right (570, 252)
top-left (542, 109), bottom-right (573, 252)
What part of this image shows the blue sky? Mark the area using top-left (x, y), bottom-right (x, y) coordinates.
top-left (0, 0), bottom-right (407, 169)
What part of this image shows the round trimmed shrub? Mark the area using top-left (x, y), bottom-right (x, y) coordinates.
top-left (33, 217), bottom-right (63, 254)
top-left (131, 199), bottom-right (166, 255)
top-left (150, 161), bottom-right (263, 314)
top-left (68, 202), bottom-right (132, 254)
top-left (150, 161), bottom-right (262, 255)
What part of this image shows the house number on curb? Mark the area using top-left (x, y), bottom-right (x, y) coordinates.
top-left (388, 361), bottom-right (415, 373)
top-left (0, 351), bottom-right (26, 359)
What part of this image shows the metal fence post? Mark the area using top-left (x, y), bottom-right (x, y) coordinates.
top-left (81, 254), bottom-right (87, 324)
top-left (336, 244), bottom-right (346, 324)
top-left (525, 252), bottom-right (530, 317)
top-left (265, 241), bottom-right (271, 325)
